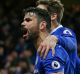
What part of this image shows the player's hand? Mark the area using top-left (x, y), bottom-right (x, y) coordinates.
top-left (37, 35), bottom-right (58, 59)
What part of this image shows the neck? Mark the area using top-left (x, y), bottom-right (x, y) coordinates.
top-left (51, 21), bottom-right (59, 31)
top-left (34, 31), bottom-right (49, 50)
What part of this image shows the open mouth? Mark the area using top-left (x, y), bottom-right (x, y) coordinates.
top-left (21, 27), bottom-right (29, 38)
top-left (22, 28), bottom-right (28, 35)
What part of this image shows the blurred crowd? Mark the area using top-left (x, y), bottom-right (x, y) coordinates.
top-left (0, 0), bottom-right (80, 74)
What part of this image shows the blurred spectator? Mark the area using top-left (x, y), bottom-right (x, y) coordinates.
top-left (15, 37), bottom-right (25, 53)
top-left (0, 44), bottom-right (6, 69)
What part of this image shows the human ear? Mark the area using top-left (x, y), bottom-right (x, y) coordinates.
top-left (39, 21), bottom-right (47, 31)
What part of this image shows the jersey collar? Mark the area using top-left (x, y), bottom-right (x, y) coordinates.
top-left (50, 24), bottom-right (63, 34)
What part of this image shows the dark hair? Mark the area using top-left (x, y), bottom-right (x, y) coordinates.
top-left (48, 0), bottom-right (64, 23)
top-left (36, 0), bottom-right (64, 23)
top-left (24, 7), bottom-right (51, 32)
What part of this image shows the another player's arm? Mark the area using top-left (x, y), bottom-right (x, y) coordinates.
top-left (38, 29), bottom-right (77, 58)
top-left (38, 35), bottom-right (58, 58)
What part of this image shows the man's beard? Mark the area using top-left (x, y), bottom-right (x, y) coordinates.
top-left (24, 30), bottom-right (39, 43)
top-left (21, 26), bottom-right (39, 43)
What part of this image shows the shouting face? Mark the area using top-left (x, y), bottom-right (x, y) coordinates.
top-left (21, 12), bottom-right (39, 41)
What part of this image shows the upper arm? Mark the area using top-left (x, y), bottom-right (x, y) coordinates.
top-left (57, 28), bottom-right (77, 51)
top-left (43, 57), bottom-right (65, 74)
top-left (42, 46), bottom-right (69, 74)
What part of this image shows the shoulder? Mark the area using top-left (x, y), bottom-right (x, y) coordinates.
top-left (59, 27), bottom-right (76, 37)
top-left (55, 45), bottom-right (69, 61)
top-left (41, 46), bottom-right (68, 73)
top-left (43, 45), bottom-right (69, 62)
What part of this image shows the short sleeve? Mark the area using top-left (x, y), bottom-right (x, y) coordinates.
top-left (42, 56), bottom-right (64, 74)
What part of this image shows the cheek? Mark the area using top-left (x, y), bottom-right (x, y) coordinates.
top-left (30, 25), bottom-right (39, 35)
top-left (24, 23), bottom-right (30, 29)
top-left (33, 24), bottom-right (39, 31)
top-left (29, 22), bottom-right (37, 29)
top-left (27, 21), bottom-right (38, 32)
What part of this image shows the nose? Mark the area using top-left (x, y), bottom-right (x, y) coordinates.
top-left (21, 22), bottom-right (24, 26)
top-left (21, 22), bottom-right (25, 28)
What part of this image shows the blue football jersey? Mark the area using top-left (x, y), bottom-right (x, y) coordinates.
top-left (51, 25), bottom-right (79, 74)
top-left (75, 57), bottom-right (80, 74)
top-left (34, 45), bottom-right (70, 74)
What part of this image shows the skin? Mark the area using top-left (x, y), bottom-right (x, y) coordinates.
top-left (37, 4), bottom-right (58, 59)
top-left (21, 11), bottom-right (63, 74)
top-left (21, 12), bottom-right (39, 41)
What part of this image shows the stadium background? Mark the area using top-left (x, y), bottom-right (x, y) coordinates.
top-left (0, 0), bottom-right (80, 74)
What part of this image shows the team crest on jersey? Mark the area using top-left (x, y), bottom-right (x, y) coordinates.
top-left (51, 61), bottom-right (60, 69)
top-left (63, 29), bottom-right (72, 35)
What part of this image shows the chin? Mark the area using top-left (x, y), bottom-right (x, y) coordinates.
top-left (23, 35), bottom-right (29, 40)
top-left (22, 34), bottom-right (32, 42)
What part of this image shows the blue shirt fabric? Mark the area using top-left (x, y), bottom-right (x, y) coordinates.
top-left (51, 25), bottom-right (79, 74)
top-left (34, 45), bottom-right (70, 74)
top-left (75, 57), bottom-right (80, 74)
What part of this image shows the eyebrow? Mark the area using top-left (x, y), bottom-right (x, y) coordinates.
top-left (24, 17), bottom-right (32, 21)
